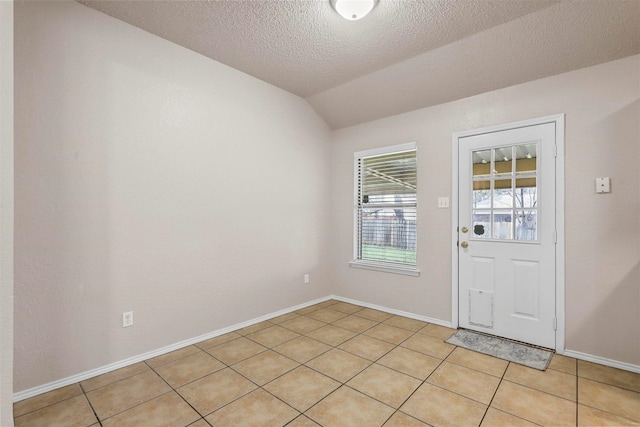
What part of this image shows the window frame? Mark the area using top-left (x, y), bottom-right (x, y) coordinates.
top-left (350, 142), bottom-right (420, 276)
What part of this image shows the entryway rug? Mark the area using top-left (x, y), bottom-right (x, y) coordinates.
top-left (446, 329), bottom-right (553, 370)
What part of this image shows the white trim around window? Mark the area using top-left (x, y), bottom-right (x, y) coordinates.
top-left (351, 142), bottom-right (419, 276)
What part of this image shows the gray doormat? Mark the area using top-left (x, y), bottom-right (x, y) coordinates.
top-left (446, 329), bottom-right (552, 370)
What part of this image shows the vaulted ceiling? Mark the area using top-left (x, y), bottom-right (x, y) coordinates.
top-left (78, 0), bottom-right (640, 129)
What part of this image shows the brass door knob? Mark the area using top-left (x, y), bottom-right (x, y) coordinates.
top-left (460, 241), bottom-right (469, 249)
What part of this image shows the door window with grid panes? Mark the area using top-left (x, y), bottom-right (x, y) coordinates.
top-left (471, 143), bottom-right (538, 241)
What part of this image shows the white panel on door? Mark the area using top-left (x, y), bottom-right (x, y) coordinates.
top-left (469, 289), bottom-right (493, 328)
top-left (513, 260), bottom-right (540, 318)
top-left (472, 257), bottom-right (495, 292)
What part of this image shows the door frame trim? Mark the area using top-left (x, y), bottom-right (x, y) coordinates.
top-left (450, 114), bottom-right (565, 353)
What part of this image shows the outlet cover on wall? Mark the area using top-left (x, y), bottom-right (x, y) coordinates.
top-left (122, 311), bottom-right (133, 328)
top-left (304, 274), bottom-right (310, 284)
top-left (595, 177), bottom-right (611, 193)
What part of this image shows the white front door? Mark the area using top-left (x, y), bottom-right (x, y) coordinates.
top-left (458, 122), bottom-right (557, 348)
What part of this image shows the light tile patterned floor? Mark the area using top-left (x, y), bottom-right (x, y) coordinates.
top-left (13, 300), bottom-right (640, 427)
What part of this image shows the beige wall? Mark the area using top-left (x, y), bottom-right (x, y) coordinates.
top-left (330, 55), bottom-right (640, 366)
top-left (1, 1), bottom-right (14, 424)
top-left (14, 1), bottom-right (331, 392)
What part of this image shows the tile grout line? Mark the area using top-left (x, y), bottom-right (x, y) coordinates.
top-left (12, 389), bottom-right (87, 421)
top-left (79, 381), bottom-right (103, 427)
top-left (146, 356), bottom-right (234, 426)
top-left (576, 374), bottom-right (640, 393)
top-left (477, 360), bottom-right (512, 427)
top-left (96, 389), bottom-right (176, 426)
top-left (577, 402), bottom-right (640, 424)
top-left (253, 382), bottom-right (304, 424)
top-left (499, 377), bottom-right (579, 404)
top-left (104, 360), bottom-right (180, 423)
top-left (380, 346), bottom-right (450, 426)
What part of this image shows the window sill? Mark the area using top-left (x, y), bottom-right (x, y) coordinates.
top-left (349, 261), bottom-right (420, 276)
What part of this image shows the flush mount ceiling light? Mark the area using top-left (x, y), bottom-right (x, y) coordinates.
top-left (330, 0), bottom-right (378, 21)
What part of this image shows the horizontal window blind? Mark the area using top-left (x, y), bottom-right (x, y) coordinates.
top-left (356, 149), bottom-right (417, 266)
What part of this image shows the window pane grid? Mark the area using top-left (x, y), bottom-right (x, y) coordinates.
top-left (471, 143), bottom-right (538, 242)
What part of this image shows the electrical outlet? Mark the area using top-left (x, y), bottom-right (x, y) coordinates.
top-left (595, 177), bottom-right (611, 193)
top-left (122, 311), bottom-right (133, 328)
top-left (304, 274), bottom-right (310, 284)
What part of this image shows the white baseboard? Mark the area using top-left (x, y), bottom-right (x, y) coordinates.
top-left (13, 295), bottom-right (332, 403)
top-left (330, 295), bottom-right (455, 328)
top-left (563, 349), bottom-right (640, 374)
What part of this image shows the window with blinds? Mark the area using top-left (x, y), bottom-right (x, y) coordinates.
top-left (353, 143), bottom-right (417, 272)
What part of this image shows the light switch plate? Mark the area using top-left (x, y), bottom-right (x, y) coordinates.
top-left (438, 197), bottom-right (450, 208)
top-left (595, 177), bottom-right (610, 193)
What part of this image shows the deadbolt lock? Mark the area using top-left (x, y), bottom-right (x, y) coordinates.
top-left (461, 226), bottom-right (468, 233)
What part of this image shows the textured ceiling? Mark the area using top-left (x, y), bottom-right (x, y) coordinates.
top-left (77, 0), bottom-right (640, 129)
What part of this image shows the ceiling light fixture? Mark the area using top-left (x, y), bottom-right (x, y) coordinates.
top-left (330, 0), bottom-right (378, 21)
